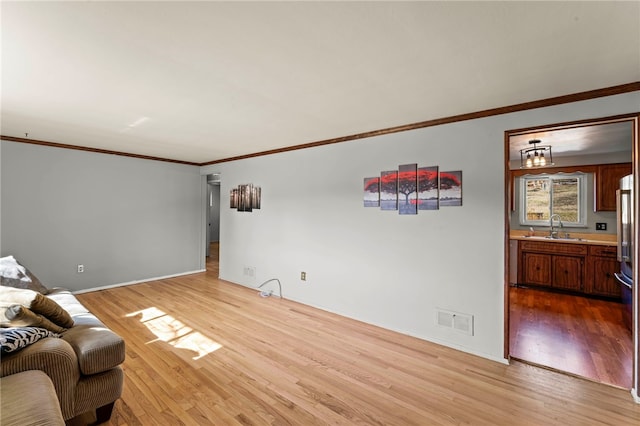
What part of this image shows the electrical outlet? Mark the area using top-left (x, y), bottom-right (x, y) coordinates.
top-left (596, 222), bottom-right (607, 231)
top-left (77, 264), bottom-right (84, 273)
top-left (300, 271), bottom-right (306, 281)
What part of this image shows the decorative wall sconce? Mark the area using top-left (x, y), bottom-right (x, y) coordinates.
top-left (230, 184), bottom-right (261, 212)
top-left (520, 139), bottom-right (553, 168)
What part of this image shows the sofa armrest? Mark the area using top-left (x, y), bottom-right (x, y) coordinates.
top-left (0, 337), bottom-right (80, 419)
top-left (1, 370), bottom-right (65, 426)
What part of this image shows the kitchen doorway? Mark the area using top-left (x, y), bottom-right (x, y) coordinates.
top-left (504, 114), bottom-right (639, 390)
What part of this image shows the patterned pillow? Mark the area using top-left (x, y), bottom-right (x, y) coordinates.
top-left (0, 327), bottom-right (60, 354)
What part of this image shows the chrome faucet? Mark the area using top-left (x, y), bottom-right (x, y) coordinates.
top-left (549, 214), bottom-right (563, 238)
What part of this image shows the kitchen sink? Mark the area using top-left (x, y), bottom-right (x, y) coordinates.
top-left (523, 235), bottom-right (585, 242)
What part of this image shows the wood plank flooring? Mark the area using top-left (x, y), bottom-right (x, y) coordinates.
top-left (509, 286), bottom-right (633, 388)
top-left (75, 250), bottom-right (640, 425)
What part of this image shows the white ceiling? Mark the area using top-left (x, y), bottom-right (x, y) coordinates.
top-left (509, 120), bottom-right (634, 163)
top-left (2, 1), bottom-right (639, 164)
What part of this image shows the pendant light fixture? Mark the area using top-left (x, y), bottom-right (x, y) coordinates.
top-left (520, 139), bottom-right (553, 168)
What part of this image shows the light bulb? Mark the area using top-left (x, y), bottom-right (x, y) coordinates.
top-left (540, 152), bottom-right (546, 166)
top-left (526, 154), bottom-right (532, 168)
top-left (533, 151), bottom-right (540, 166)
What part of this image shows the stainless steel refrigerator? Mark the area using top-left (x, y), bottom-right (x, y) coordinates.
top-left (615, 174), bottom-right (634, 331)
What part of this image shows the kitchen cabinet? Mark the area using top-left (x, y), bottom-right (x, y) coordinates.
top-left (522, 252), bottom-right (551, 286)
top-left (586, 245), bottom-right (621, 298)
top-left (517, 240), bottom-right (620, 299)
top-left (552, 256), bottom-right (583, 291)
top-left (518, 240), bottom-right (588, 293)
top-left (595, 163), bottom-right (632, 211)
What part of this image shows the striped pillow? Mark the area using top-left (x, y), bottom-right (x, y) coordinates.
top-left (0, 327), bottom-right (60, 354)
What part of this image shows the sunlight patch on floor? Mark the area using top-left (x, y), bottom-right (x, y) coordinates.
top-left (126, 307), bottom-right (222, 359)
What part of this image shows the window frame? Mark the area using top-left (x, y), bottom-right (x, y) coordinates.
top-left (518, 172), bottom-right (588, 227)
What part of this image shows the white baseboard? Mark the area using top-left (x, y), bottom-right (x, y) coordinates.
top-left (72, 269), bottom-right (206, 294)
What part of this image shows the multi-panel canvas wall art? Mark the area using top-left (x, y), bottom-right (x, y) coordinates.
top-left (398, 164), bottom-right (418, 215)
top-left (364, 165), bottom-right (462, 213)
top-left (230, 189), bottom-right (238, 209)
top-left (418, 166), bottom-right (439, 210)
top-left (363, 177), bottom-right (380, 207)
top-left (380, 171), bottom-right (398, 211)
top-left (439, 171), bottom-right (462, 206)
top-left (251, 186), bottom-right (262, 209)
top-left (230, 184), bottom-right (261, 212)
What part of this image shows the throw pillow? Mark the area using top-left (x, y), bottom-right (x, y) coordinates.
top-left (0, 327), bottom-right (59, 354)
top-left (0, 287), bottom-right (74, 329)
top-left (0, 256), bottom-right (49, 294)
top-left (2, 305), bottom-right (66, 333)
top-left (30, 293), bottom-right (74, 328)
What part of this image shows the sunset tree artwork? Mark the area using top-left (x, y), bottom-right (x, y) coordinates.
top-left (363, 177), bottom-right (380, 207)
top-left (439, 170), bottom-right (462, 206)
top-left (398, 164), bottom-right (418, 215)
top-left (364, 165), bottom-right (462, 212)
top-left (379, 171), bottom-right (398, 210)
top-left (418, 166), bottom-right (439, 210)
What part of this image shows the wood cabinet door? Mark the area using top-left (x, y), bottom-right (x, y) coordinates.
top-left (595, 163), bottom-right (632, 211)
top-left (552, 256), bottom-right (583, 291)
top-left (590, 258), bottom-right (622, 298)
top-left (523, 253), bottom-right (552, 286)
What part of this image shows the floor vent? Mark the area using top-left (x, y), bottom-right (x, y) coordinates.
top-left (436, 309), bottom-right (474, 336)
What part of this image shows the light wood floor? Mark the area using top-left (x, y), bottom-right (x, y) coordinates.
top-left (76, 251), bottom-right (640, 425)
top-left (509, 286), bottom-right (633, 389)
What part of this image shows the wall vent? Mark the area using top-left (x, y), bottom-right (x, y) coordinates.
top-left (436, 309), bottom-right (474, 336)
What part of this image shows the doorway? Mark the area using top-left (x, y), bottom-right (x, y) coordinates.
top-left (206, 174), bottom-right (221, 272)
top-left (504, 114), bottom-right (639, 389)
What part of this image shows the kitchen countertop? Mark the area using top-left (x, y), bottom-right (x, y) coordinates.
top-left (510, 230), bottom-right (616, 246)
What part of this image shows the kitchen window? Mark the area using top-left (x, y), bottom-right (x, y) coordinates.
top-left (519, 173), bottom-right (587, 227)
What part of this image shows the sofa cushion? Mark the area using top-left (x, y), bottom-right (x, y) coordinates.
top-left (0, 255), bottom-right (49, 294)
top-left (0, 327), bottom-right (60, 353)
top-left (0, 287), bottom-right (74, 329)
top-left (46, 289), bottom-right (91, 317)
top-left (2, 305), bottom-right (66, 333)
top-left (0, 370), bottom-right (65, 426)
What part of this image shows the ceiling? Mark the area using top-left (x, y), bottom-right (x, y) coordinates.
top-left (2, 1), bottom-right (639, 164)
top-left (508, 120), bottom-right (634, 164)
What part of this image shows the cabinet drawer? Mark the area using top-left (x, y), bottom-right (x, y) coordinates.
top-left (588, 245), bottom-right (617, 258)
top-left (520, 241), bottom-right (587, 255)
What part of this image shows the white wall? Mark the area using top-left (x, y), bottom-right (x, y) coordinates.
top-left (203, 91), bottom-right (640, 362)
top-left (0, 142), bottom-right (2, 256)
top-left (1, 141), bottom-right (203, 291)
top-left (209, 184), bottom-right (221, 242)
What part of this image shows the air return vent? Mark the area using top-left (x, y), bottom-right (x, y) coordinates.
top-left (436, 309), bottom-right (474, 336)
